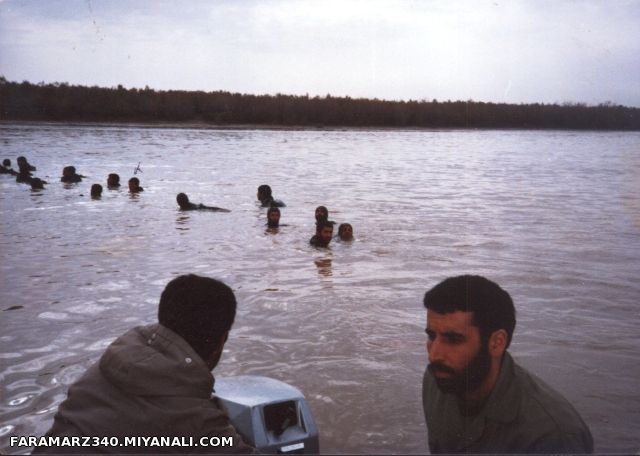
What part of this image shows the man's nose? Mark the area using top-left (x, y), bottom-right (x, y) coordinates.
top-left (427, 338), bottom-right (444, 364)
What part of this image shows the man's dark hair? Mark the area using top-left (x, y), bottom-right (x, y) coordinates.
top-left (317, 220), bottom-right (334, 231)
top-left (129, 177), bottom-right (140, 185)
top-left (423, 275), bottom-right (516, 348)
top-left (176, 192), bottom-right (190, 208)
top-left (267, 207), bottom-right (280, 216)
top-left (158, 274), bottom-right (237, 361)
top-left (338, 223), bottom-right (352, 237)
top-left (258, 184), bottom-right (272, 198)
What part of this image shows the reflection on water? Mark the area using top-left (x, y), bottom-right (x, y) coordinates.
top-left (314, 257), bottom-right (333, 277)
top-left (1, 125), bottom-right (639, 454)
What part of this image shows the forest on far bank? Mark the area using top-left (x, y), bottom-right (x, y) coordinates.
top-left (1, 77), bottom-right (639, 130)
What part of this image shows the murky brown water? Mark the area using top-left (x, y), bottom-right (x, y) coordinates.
top-left (1, 124), bottom-right (639, 454)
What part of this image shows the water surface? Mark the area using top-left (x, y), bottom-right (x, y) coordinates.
top-left (1, 124), bottom-right (639, 454)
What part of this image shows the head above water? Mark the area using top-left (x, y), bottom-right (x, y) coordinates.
top-left (107, 173), bottom-right (120, 187)
top-left (158, 274), bottom-right (237, 369)
top-left (257, 184), bottom-right (272, 201)
top-left (30, 178), bottom-right (44, 190)
top-left (128, 177), bottom-right (141, 192)
top-left (423, 275), bottom-right (516, 348)
top-left (317, 220), bottom-right (334, 244)
top-left (267, 206), bottom-right (281, 227)
top-left (338, 223), bottom-right (354, 240)
top-left (91, 184), bottom-right (103, 198)
top-left (176, 192), bottom-right (190, 208)
top-left (62, 166), bottom-right (76, 177)
top-left (2, 159), bottom-right (10, 167)
top-left (315, 206), bottom-right (329, 223)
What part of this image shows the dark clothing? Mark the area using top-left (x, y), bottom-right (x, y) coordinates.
top-left (260, 196), bottom-right (285, 208)
top-left (34, 323), bottom-right (256, 454)
top-left (181, 202), bottom-right (230, 212)
top-left (422, 352), bottom-right (593, 454)
top-left (309, 235), bottom-right (330, 247)
top-left (0, 165), bottom-right (17, 176)
top-left (16, 172), bottom-right (33, 183)
top-left (61, 175), bottom-right (82, 183)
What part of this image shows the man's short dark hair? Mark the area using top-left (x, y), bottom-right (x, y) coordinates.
top-left (158, 274), bottom-right (236, 361)
top-left (423, 275), bottom-right (516, 348)
top-left (257, 184), bottom-right (272, 198)
top-left (317, 220), bottom-right (334, 231)
top-left (267, 206), bottom-right (280, 216)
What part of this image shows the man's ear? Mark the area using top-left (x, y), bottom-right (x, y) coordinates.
top-left (488, 329), bottom-right (508, 357)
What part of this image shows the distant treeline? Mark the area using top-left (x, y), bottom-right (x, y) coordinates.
top-left (1, 77), bottom-right (639, 130)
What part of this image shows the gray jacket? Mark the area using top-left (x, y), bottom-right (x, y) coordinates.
top-left (35, 323), bottom-right (256, 454)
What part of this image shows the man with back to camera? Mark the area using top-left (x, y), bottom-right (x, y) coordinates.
top-left (256, 184), bottom-right (285, 207)
top-left (422, 275), bottom-right (593, 454)
top-left (33, 274), bottom-right (256, 454)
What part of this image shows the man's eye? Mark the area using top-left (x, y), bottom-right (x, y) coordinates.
top-left (445, 335), bottom-right (464, 344)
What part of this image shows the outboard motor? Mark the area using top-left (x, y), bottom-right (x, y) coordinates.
top-left (214, 375), bottom-right (319, 454)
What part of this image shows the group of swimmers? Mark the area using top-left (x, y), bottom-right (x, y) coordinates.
top-left (2, 157), bottom-right (354, 247)
top-left (0, 156), bottom-right (145, 198)
top-left (257, 184), bottom-right (355, 247)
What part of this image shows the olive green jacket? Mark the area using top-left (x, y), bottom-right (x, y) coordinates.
top-left (35, 323), bottom-right (256, 454)
top-left (422, 352), bottom-right (593, 453)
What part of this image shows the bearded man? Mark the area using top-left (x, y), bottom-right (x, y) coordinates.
top-left (422, 275), bottom-right (593, 454)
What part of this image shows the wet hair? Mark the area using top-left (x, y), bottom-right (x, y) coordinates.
top-left (107, 173), bottom-right (120, 186)
top-left (317, 220), bottom-right (334, 232)
top-left (257, 184), bottom-right (272, 198)
top-left (2, 159), bottom-right (10, 167)
top-left (17, 156), bottom-right (26, 164)
top-left (91, 184), bottom-right (103, 197)
top-left (423, 275), bottom-right (516, 348)
top-left (158, 274), bottom-right (237, 362)
top-left (338, 223), bottom-right (353, 238)
top-left (176, 192), bottom-right (190, 208)
top-left (267, 206), bottom-right (280, 217)
top-left (315, 205), bottom-right (328, 222)
top-left (129, 177), bottom-right (140, 185)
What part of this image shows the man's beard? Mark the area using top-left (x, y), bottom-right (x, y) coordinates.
top-left (428, 343), bottom-right (492, 395)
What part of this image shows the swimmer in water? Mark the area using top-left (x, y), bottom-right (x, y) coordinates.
top-left (257, 184), bottom-right (285, 207)
top-left (314, 205), bottom-right (335, 233)
top-left (61, 166), bottom-right (84, 183)
top-left (266, 207), bottom-right (281, 228)
top-left (128, 177), bottom-right (144, 193)
top-left (107, 173), bottom-right (121, 189)
top-left (16, 158), bottom-right (36, 183)
top-left (30, 178), bottom-right (45, 190)
top-left (176, 193), bottom-right (230, 212)
top-left (91, 184), bottom-right (103, 199)
top-left (310, 220), bottom-right (334, 248)
top-left (1, 159), bottom-right (17, 176)
top-left (17, 156), bottom-right (36, 172)
top-left (337, 223), bottom-right (354, 241)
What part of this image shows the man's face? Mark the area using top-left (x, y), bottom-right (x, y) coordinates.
top-left (315, 207), bottom-right (327, 221)
top-left (320, 226), bottom-right (333, 243)
top-left (268, 211), bottom-right (280, 225)
top-left (340, 224), bottom-right (353, 240)
top-left (425, 310), bottom-right (491, 395)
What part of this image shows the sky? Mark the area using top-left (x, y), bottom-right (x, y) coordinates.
top-left (1, 0), bottom-right (639, 107)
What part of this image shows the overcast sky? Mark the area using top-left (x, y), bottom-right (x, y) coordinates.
top-left (1, 0), bottom-right (639, 107)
